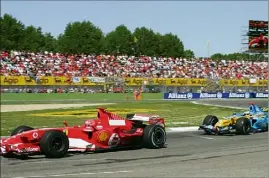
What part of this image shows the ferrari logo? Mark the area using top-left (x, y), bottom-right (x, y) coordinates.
top-left (97, 130), bottom-right (109, 142)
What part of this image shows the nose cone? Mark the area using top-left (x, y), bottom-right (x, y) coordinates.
top-left (0, 145), bottom-right (7, 155)
top-left (0, 138), bottom-right (7, 145)
top-left (0, 139), bottom-right (8, 155)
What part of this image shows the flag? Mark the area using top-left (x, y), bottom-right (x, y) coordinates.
top-left (134, 36), bottom-right (138, 43)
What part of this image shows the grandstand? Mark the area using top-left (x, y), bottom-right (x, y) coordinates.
top-left (1, 51), bottom-right (267, 79)
top-left (0, 51), bottom-right (267, 94)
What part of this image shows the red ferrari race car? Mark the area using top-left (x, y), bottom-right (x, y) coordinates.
top-left (0, 108), bottom-right (166, 159)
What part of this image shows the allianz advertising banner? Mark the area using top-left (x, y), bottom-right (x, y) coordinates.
top-left (164, 92), bottom-right (268, 99)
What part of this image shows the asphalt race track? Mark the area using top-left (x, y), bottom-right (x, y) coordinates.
top-left (1, 99), bottom-right (268, 178)
top-left (1, 131), bottom-right (268, 178)
top-left (194, 99), bottom-right (268, 108)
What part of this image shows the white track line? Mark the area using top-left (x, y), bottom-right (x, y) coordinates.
top-left (1, 103), bottom-right (116, 112)
top-left (27, 158), bottom-right (98, 164)
top-left (189, 135), bottom-right (215, 140)
top-left (13, 170), bottom-right (132, 178)
top-left (168, 127), bottom-right (199, 132)
top-left (192, 101), bottom-right (246, 110)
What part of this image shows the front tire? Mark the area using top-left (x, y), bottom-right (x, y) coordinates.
top-left (235, 117), bottom-right (251, 135)
top-left (202, 115), bottom-right (218, 134)
top-left (143, 124), bottom-right (166, 149)
top-left (11, 125), bottom-right (34, 136)
top-left (39, 130), bottom-right (69, 158)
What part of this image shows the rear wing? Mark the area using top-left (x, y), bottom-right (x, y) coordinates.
top-left (126, 113), bottom-right (165, 128)
top-left (97, 108), bottom-right (165, 128)
top-left (248, 104), bottom-right (265, 114)
top-left (97, 108), bottom-right (126, 127)
top-left (149, 118), bottom-right (165, 128)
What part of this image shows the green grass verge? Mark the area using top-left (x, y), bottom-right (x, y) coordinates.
top-left (1, 93), bottom-right (162, 104)
top-left (0, 101), bottom-right (244, 136)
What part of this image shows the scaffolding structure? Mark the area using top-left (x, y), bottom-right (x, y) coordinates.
top-left (240, 26), bottom-right (249, 54)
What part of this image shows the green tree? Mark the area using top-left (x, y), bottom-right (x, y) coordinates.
top-left (41, 32), bottom-right (57, 52)
top-left (0, 14), bottom-right (25, 51)
top-left (183, 49), bottom-right (195, 58)
top-left (57, 21), bottom-right (103, 54)
top-left (210, 53), bottom-right (225, 61)
top-left (158, 33), bottom-right (184, 57)
top-left (133, 27), bottom-right (160, 56)
top-left (19, 26), bottom-right (44, 52)
top-left (105, 25), bottom-right (133, 55)
top-left (211, 52), bottom-right (267, 61)
top-left (0, 13), bottom-right (195, 57)
top-left (98, 36), bottom-right (109, 54)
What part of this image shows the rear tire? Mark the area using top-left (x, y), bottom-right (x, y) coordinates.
top-left (202, 115), bottom-right (218, 134)
top-left (235, 117), bottom-right (251, 135)
top-left (143, 124), bottom-right (166, 149)
top-left (2, 153), bottom-right (16, 158)
top-left (11, 125), bottom-right (34, 136)
top-left (39, 130), bottom-right (69, 158)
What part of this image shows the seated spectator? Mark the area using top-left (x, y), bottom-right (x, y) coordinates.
top-left (0, 51), bottom-right (268, 79)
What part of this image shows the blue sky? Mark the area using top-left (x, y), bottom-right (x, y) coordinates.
top-left (2, 1), bottom-right (268, 57)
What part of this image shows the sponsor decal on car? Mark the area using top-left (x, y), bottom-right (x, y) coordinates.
top-left (96, 125), bottom-right (103, 130)
top-left (21, 147), bottom-right (39, 152)
top-left (32, 132), bottom-right (38, 139)
top-left (136, 128), bottom-right (143, 133)
top-left (28, 108), bottom-right (158, 117)
top-left (97, 130), bottom-right (109, 143)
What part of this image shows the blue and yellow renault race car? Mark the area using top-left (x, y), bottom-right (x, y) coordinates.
top-left (199, 104), bottom-right (268, 135)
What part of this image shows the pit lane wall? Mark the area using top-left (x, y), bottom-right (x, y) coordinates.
top-left (164, 92), bottom-right (268, 99)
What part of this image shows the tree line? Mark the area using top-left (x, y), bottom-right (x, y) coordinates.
top-left (211, 53), bottom-right (268, 61)
top-left (0, 13), bottom-right (194, 58)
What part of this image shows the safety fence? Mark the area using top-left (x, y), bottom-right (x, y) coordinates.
top-left (0, 76), bottom-right (267, 86)
top-left (0, 76), bottom-right (268, 93)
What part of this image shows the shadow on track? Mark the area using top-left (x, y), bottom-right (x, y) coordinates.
top-left (3, 145), bottom-right (167, 161)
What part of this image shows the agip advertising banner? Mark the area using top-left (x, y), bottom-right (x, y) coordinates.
top-left (164, 92), bottom-right (268, 99)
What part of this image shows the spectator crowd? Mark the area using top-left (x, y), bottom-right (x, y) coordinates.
top-left (0, 51), bottom-right (268, 80)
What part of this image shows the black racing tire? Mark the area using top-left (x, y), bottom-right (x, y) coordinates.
top-left (11, 125), bottom-right (34, 136)
top-left (203, 115), bottom-right (219, 126)
top-left (235, 117), bottom-right (251, 135)
top-left (202, 115), bottom-right (219, 134)
top-left (39, 130), bottom-right (69, 158)
top-left (142, 124), bottom-right (166, 149)
top-left (2, 152), bottom-right (16, 158)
